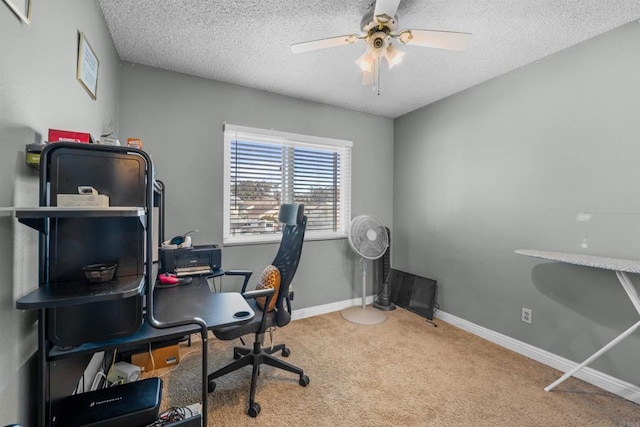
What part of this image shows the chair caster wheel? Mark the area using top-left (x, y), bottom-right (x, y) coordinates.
top-left (248, 402), bottom-right (261, 417)
top-left (233, 351), bottom-right (242, 360)
top-left (207, 379), bottom-right (216, 393)
top-left (299, 374), bottom-right (309, 387)
top-left (282, 347), bottom-right (290, 357)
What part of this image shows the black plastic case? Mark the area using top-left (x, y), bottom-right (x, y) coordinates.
top-left (52, 377), bottom-right (162, 426)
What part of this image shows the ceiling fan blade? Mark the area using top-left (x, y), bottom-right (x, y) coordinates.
top-left (291, 34), bottom-right (359, 54)
top-left (397, 29), bottom-right (472, 51)
top-left (374, 0), bottom-right (401, 20)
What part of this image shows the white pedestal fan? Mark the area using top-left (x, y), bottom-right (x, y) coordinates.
top-left (342, 215), bottom-right (388, 325)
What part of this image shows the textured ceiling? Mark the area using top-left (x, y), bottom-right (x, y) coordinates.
top-left (98, 0), bottom-right (640, 118)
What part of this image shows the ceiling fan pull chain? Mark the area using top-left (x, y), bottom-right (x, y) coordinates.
top-left (375, 57), bottom-right (381, 95)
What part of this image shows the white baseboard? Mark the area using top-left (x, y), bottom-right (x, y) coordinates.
top-left (291, 298), bottom-right (640, 405)
top-left (291, 295), bottom-right (374, 321)
top-left (436, 310), bottom-right (640, 405)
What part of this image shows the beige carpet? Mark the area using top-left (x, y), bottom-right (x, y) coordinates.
top-left (146, 307), bottom-right (640, 426)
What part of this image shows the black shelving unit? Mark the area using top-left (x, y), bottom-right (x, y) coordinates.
top-left (15, 143), bottom-right (209, 426)
top-left (14, 143), bottom-right (155, 426)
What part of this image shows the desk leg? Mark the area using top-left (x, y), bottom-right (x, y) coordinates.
top-left (545, 271), bottom-right (640, 392)
top-left (200, 327), bottom-right (208, 425)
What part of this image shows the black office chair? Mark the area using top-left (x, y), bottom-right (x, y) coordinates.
top-left (208, 204), bottom-right (309, 417)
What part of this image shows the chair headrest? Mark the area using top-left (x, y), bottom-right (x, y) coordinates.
top-left (279, 204), bottom-right (305, 226)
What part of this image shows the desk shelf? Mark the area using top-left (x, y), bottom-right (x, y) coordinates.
top-left (16, 275), bottom-right (145, 310)
top-left (47, 319), bottom-right (197, 361)
top-left (15, 206), bottom-right (145, 233)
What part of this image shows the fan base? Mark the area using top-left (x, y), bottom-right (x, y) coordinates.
top-left (373, 301), bottom-right (396, 311)
top-left (341, 306), bottom-right (387, 325)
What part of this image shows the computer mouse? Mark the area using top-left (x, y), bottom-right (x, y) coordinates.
top-left (178, 277), bottom-right (193, 285)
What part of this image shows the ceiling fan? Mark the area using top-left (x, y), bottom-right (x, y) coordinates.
top-left (290, 0), bottom-right (471, 94)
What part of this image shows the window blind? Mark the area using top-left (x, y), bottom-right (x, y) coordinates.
top-left (223, 125), bottom-right (351, 244)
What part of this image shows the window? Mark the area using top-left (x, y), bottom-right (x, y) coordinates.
top-left (223, 124), bottom-right (352, 244)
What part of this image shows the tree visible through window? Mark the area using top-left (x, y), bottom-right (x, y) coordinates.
top-left (224, 125), bottom-right (352, 244)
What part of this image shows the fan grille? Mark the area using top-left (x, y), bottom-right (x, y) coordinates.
top-left (348, 215), bottom-right (388, 259)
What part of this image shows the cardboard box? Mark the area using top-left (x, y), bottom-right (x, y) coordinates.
top-left (131, 344), bottom-right (180, 372)
top-left (57, 194), bottom-right (109, 207)
top-left (48, 128), bottom-right (91, 143)
top-left (127, 138), bottom-right (143, 149)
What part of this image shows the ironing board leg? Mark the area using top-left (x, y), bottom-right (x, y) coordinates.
top-left (545, 271), bottom-right (640, 392)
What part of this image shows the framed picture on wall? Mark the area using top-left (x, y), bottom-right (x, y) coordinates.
top-left (2, 0), bottom-right (32, 24)
top-left (76, 32), bottom-right (99, 100)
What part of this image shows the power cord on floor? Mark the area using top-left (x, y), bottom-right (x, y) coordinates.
top-left (426, 302), bottom-right (440, 327)
top-left (148, 342), bottom-right (156, 372)
top-left (146, 406), bottom-right (197, 426)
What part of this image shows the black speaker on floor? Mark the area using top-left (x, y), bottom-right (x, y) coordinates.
top-left (388, 268), bottom-right (437, 320)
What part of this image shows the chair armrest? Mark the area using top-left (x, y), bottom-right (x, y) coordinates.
top-left (224, 270), bottom-right (253, 293)
top-left (225, 270), bottom-right (252, 276)
top-left (242, 287), bottom-right (274, 301)
top-left (241, 287), bottom-right (275, 333)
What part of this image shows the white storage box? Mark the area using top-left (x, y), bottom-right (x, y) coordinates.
top-left (58, 186), bottom-right (109, 207)
top-left (57, 194), bottom-right (109, 207)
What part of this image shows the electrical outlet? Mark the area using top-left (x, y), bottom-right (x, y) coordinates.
top-left (521, 307), bottom-right (532, 324)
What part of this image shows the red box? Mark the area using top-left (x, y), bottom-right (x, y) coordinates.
top-left (48, 128), bottom-right (91, 143)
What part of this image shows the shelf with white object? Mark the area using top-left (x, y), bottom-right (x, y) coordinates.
top-left (12, 206), bottom-right (145, 233)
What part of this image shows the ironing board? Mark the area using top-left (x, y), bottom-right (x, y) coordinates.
top-left (515, 249), bottom-right (640, 391)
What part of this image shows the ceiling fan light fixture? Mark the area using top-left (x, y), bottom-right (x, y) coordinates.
top-left (290, 0), bottom-right (472, 95)
top-left (385, 44), bottom-right (405, 68)
top-left (370, 46), bottom-right (386, 60)
top-left (361, 68), bottom-right (375, 85)
top-left (356, 51), bottom-right (374, 72)
top-left (369, 32), bottom-right (389, 50)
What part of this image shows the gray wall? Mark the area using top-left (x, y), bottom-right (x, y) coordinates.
top-left (0, 1), bottom-right (120, 423)
top-left (3, 2), bottom-right (637, 422)
top-left (116, 64), bottom-right (394, 309)
top-left (393, 22), bottom-right (640, 385)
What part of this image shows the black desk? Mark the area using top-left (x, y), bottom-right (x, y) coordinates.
top-left (47, 276), bottom-right (253, 427)
top-left (48, 276), bottom-right (254, 360)
top-left (153, 276), bottom-right (254, 327)
top-left (150, 274), bottom-right (254, 426)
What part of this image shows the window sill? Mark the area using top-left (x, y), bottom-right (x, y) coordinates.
top-left (223, 233), bottom-right (347, 247)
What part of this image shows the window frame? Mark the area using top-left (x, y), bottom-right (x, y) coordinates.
top-left (223, 124), bottom-right (352, 245)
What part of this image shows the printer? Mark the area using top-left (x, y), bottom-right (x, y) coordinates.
top-left (160, 244), bottom-right (221, 277)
